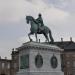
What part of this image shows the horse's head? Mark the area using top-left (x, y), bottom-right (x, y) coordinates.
top-left (26, 16), bottom-right (34, 24)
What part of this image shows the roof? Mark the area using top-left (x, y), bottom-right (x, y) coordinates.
top-left (0, 58), bottom-right (11, 62)
top-left (54, 41), bottom-right (75, 52)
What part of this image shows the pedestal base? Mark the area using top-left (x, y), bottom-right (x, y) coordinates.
top-left (16, 42), bottom-right (64, 75)
top-left (16, 71), bottom-right (64, 75)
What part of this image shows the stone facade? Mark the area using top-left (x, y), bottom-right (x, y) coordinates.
top-left (63, 51), bottom-right (75, 75)
top-left (11, 49), bottom-right (19, 75)
top-left (16, 42), bottom-right (64, 75)
top-left (54, 41), bottom-right (75, 75)
top-left (10, 41), bottom-right (75, 75)
top-left (0, 57), bottom-right (11, 75)
top-left (0, 41), bottom-right (75, 75)
top-left (0, 49), bottom-right (19, 75)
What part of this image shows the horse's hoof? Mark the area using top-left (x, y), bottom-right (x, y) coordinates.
top-left (30, 39), bottom-right (32, 42)
top-left (50, 41), bottom-right (54, 44)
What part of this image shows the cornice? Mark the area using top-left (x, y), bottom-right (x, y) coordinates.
top-left (16, 42), bottom-right (63, 52)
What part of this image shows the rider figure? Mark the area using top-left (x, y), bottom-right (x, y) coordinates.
top-left (36, 13), bottom-right (44, 32)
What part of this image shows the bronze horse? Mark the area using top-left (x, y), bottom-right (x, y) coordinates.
top-left (26, 16), bottom-right (54, 43)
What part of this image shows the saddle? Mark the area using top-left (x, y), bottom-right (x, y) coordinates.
top-left (38, 26), bottom-right (44, 33)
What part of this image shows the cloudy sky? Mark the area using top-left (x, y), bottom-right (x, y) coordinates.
top-left (0, 0), bottom-right (75, 59)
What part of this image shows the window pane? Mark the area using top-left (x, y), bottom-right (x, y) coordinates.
top-left (2, 63), bottom-right (5, 69)
top-left (8, 63), bottom-right (10, 69)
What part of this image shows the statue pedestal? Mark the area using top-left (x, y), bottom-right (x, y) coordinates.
top-left (16, 41), bottom-right (64, 75)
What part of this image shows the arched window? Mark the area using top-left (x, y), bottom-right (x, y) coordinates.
top-left (20, 54), bottom-right (29, 69)
top-left (50, 55), bottom-right (58, 69)
top-left (35, 54), bottom-right (43, 68)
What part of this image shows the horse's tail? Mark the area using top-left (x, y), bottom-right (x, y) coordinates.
top-left (49, 30), bottom-right (54, 43)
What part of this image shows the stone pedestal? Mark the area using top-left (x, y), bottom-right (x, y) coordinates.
top-left (16, 41), bottom-right (64, 75)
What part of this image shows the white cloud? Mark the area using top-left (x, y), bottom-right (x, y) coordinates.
top-left (17, 36), bottom-right (29, 43)
top-left (42, 7), bottom-right (69, 24)
top-left (0, 48), bottom-right (11, 59)
top-left (0, 0), bottom-right (69, 24)
top-left (46, 0), bottom-right (71, 8)
top-left (17, 34), bottom-right (46, 44)
top-left (0, 39), bottom-right (21, 59)
top-left (0, 0), bottom-right (74, 58)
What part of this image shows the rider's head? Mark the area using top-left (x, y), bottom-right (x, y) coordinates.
top-left (38, 13), bottom-right (41, 17)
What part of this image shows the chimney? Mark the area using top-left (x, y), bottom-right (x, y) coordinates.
top-left (39, 39), bottom-right (40, 43)
top-left (5, 57), bottom-right (7, 59)
top-left (61, 38), bottom-right (63, 42)
top-left (70, 37), bottom-right (72, 42)
top-left (0, 56), bottom-right (1, 59)
top-left (12, 48), bottom-right (14, 51)
top-left (12, 48), bottom-right (15, 54)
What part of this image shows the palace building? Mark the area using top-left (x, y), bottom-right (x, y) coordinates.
top-left (0, 49), bottom-right (19, 75)
top-left (54, 38), bottom-right (75, 75)
top-left (0, 39), bottom-right (75, 75)
top-left (0, 57), bottom-right (11, 75)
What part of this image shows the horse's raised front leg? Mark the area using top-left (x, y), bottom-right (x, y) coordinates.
top-left (35, 33), bottom-right (38, 42)
top-left (28, 32), bottom-right (33, 41)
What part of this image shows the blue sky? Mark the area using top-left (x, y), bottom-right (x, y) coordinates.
top-left (0, 0), bottom-right (75, 59)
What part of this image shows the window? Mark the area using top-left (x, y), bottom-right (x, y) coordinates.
top-left (66, 61), bottom-right (70, 67)
top-left (7, 63), bottom-right (10, 69)
top-left (50, 55), bottom-right (58, 69)
top-left (20, 54), bottom-right (29, 69)
top-left (67, 72), bottom-right (71, 75)
top-left (72, 55), bottom-right (75, 57)
top-left (14, 63), bottom-right (17, 69)
top-left (35, 54), bottom-right (43, 68)
top-left (61, 54), bottom-right (64, 71)
top-left (67, 61), bottom-right (70, 65)
top-left (66, 54), bottom-right (70, 57)
top-left (73, 61), bottom-right (75, 67)
top-left (2, 63), bottom-right (5, 69)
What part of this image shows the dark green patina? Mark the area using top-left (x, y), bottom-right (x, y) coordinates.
top-left (20, 55), bottom-right (29, 69)
top-left (26, 14), bottom-right (54, 43)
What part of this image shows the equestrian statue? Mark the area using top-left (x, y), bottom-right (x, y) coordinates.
top-left (26, 13), bottom-right (54, 43)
